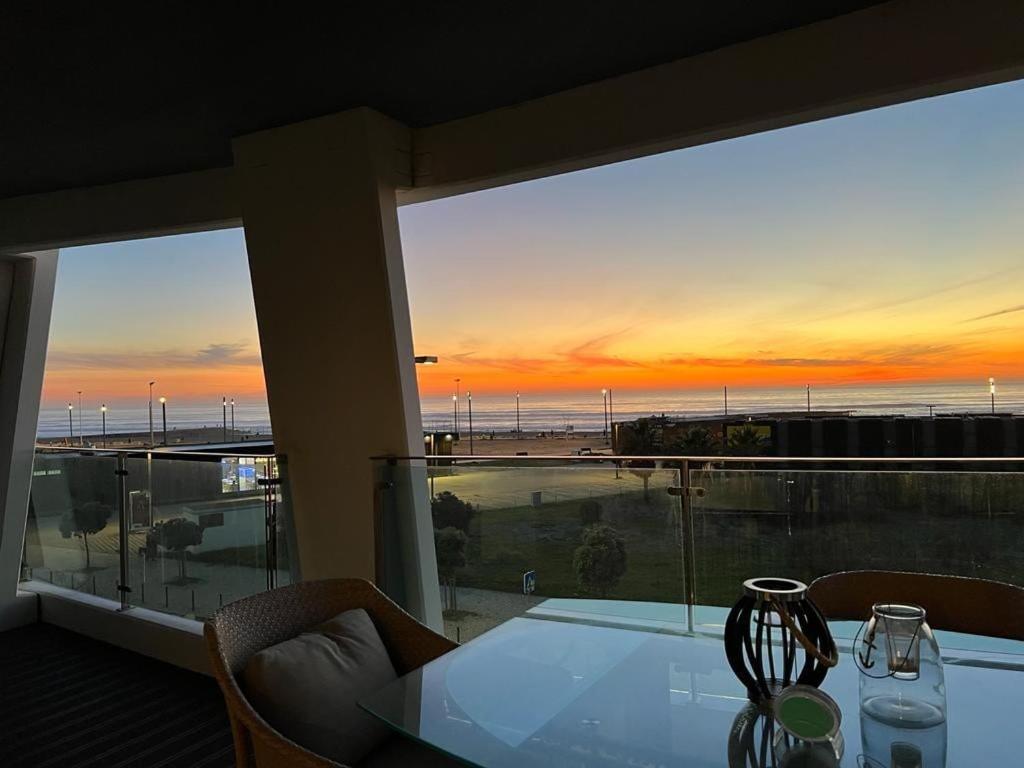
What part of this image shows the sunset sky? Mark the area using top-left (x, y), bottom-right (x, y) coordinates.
top-left (42, 78), bottom-right (1024, 405)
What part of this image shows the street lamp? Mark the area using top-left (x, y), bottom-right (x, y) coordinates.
top-left (806, 384), bottom-right (811, 413)
top-left (989, 377), bottom-right (996, 414)
top-left (516, 391), bottom-right (521, 438)
top-left (607, 389), bottom-right (614, 447)
top-left (454, 378), bottom-right (461, 435)
top-left (67, 403), bottom-right (74, 444)
top-left (222, 396), bottom-right (228, 442)
top-left (231, 398), bottom-right (236, 440)
top-left (101, 404), bottom-right (107, 447)
top-left (724, 385), bottom-right (729, 416)
top-left (159, 397), bottom-right (167, 444)
top-left (601, 389), bottom-right (609, 441)
top-left (77, 390), bottom-right (83, 446)
top-left (467, 391), bottom-right (474, 456)
top-left (148, 381), bottom-right (156, 446)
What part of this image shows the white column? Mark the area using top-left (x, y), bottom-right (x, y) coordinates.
top-left (0, 251), bottom-right (58, 623)
top-left (234, 109), bottom-right (441, 628)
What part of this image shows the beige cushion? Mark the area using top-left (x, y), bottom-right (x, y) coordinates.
top-left (242, 608), bottom-right (397, 765)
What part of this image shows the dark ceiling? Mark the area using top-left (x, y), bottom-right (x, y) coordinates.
top-left (0, 2), bottom-right (883, 200)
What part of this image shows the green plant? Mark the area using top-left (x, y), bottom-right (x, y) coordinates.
top-left (59, 501), bottom-right (112, 569)
top-left (619, 419), bottom-right (659, 455)
top-left (666, 426), bottom-right (720, 456)
top-left (573, 524), bottom-right (627, 598)
top-left (727, 425), bottom-right (770, 456)
top-left (435, 526), bottom-right (468, 610)
top-left (431, 491), bottom-right (475, 533)
top-left (148, 518), bottom-right (203, 583)
top-left (579, 499), bottom-right (603, 527)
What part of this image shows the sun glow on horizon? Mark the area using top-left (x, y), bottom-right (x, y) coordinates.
top-left (40, 79), bottom-right (1024, 407)
top-left (404, 80), bottom-right (1024, 397)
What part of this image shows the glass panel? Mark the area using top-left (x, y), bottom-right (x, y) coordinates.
top-left (689, 466), bottom-right (1024, 652)
top-left (124, 453), bottom-right (289, 620)
top-left (22, 451), bottom-right (121, 600)
top-left (359, 615), bottom-right (1023, 768)
top-left (388, 460), bottom-right (687, 643)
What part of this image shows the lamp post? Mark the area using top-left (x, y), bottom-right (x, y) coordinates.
top-left (159, 397), bottom-right (167, 444)
top-left (467, 391), bottom-right (474, 455)
top-left (724, 385), bottom-right (729, 416)
top-left (67, 403), bottom-right (73, 444)
top-left (77, 390), bottom-right (83, 446)
top-left (607, 389), bottom-right (614, 447)
top-left (222, 396), bottom-right (228, 442)
top-left (101, 405), bottom-right (107, 447)
top-left (148, 381), bottom-right (155, 446)
top-left (601, 389), bottom-right (609, 441)
top-left (989, 377), bottom-right (996, 414)
top-left (454, 378), bottom-right (461, 435)
top-left (516, 391), bottom-right (521, 437)
top-left (230, 398), bottom-right (236, 440)
top-left (806, 384), bottom-right (811, 413)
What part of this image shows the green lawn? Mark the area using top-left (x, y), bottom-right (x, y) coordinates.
top-left (456, 491), bottom-right (688, 603)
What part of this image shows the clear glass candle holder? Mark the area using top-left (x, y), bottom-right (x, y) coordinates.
top-left (857, 603), bottom-right (946, 728)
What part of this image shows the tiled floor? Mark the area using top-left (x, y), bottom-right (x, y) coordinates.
top-left (0, 622), bottom-right (234, 767)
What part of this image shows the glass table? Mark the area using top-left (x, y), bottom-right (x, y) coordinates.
top-left (360, 615), bottom-right (1023, 767)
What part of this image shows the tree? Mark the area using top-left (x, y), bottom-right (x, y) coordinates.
top-left (431, 491), bottom-right (475, 533)
top-left (727, 425), bottom-right (770, 456)
top-left (435, 526), bottom-right (468, 611)
top-left (619, 418), bottom-right (659, 455)
top-left (579, 499), bottom-right (603, 527)
top-left (666, 426), bottom-right (720, 457)
top-left (573, 524), bottom-right (627, 598)
top-left (148, 518), bottom-right (204, 582)
top-left (59, 501), bottom-right (112, 569)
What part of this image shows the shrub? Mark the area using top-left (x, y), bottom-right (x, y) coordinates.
top-left (431, 491), bottom-right (475, 533)
top-left (573, 524), bottom-right (627, 598)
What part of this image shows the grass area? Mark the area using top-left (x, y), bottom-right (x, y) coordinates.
top-left (457, 490), bottom-right (687, 603)
top-left (191, 544), bottom-right (290, 570)
top-left (452, 471), bottom-right (1024, 609)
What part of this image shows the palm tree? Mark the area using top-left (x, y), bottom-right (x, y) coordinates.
top-left (726, 424), bottom-right (770, 456)
top-left (666, 426), bottom-right (721, 457)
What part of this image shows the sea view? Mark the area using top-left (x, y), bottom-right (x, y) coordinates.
top-left (36, 380), bottom-right (1024, 439)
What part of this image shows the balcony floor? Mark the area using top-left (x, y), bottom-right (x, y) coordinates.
top-left (0, 622), bottom-right (233, 767)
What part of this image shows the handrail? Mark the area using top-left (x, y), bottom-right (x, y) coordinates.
top-left (371, 454), bottom-right (1024, 464)
top-left (35, 444), bottom-right (278, 459)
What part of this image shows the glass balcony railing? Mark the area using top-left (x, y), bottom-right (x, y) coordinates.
top-left (375, 455), bottom-right (1024, 653)
top-left (21, 446), bottom-right (293, 621)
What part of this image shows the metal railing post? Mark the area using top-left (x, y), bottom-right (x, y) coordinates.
top-left (681, 460), bottom-right (698, 632)
top-left (115, 452), bottom-right (131, 611)
top-left (259, 458), bottom-right (282, 592)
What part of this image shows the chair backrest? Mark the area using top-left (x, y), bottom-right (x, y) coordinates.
top-left (204, 578), bottom-right (455, 768)
top-left (809, 570), bottom-right (1024, 641)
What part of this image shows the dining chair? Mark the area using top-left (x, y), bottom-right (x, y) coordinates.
top-left (809, 570), bottom-right (1024, 641)
top-left (205, 578), bottom-right (457, 768)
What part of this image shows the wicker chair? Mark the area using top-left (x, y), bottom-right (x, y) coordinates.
top-left (809, 570), bottom-right (1024, 641)
top-left (205, 578), bottom-right (457, 768)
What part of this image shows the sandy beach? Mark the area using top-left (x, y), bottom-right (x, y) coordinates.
top-left (37, 425), bottom-right (272, 450)
top-left (447, 432), bottom-right (612, 457)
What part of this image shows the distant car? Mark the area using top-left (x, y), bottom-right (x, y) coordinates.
top-left (577, 447), bottom-right (592, 455)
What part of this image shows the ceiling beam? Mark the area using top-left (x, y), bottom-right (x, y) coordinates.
top-left (402, 0), bottom-right (1024, 204)
top-left (1, 0), bottom-right (1023, 251)
top-left (0, 168), bottom-right (240, 254)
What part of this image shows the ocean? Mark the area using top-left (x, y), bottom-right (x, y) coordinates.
top-left (37, 381), bottom-right (1024, 439)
